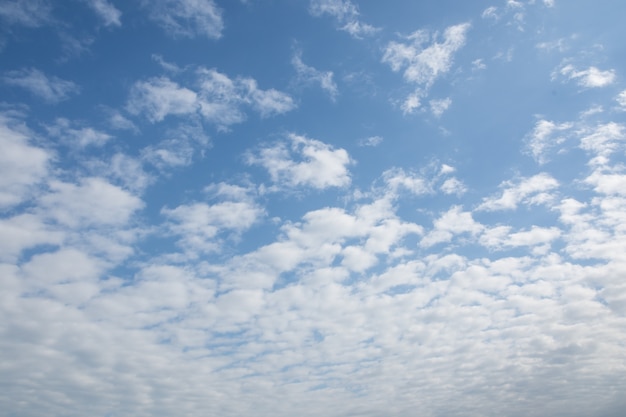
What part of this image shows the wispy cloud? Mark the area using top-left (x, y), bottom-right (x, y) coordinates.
top-left (84, 0), bottom-right (121, 27)
top-left (2, 68), bottom-right (79, 103)
top-left (309, 0), bottom-right (379, 38)
top-left (292, 50), bottom-right (338, 100)
top-left (0, 0), bottom-right (53, 27)
top-left (143, 0), bottom-right (223, 39)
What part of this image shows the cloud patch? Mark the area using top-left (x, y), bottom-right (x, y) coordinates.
top-left (2, 68), bottom-right (79, 103)
top-left (247, 133), bottom-right (352, 190)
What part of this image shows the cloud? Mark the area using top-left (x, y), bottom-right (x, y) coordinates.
top-left (556, 64), bottom-right (616, 88)
top-left (40, 177), bottom-right (144, 228)
top-left (309, 0), bottom-right (379, 38)
top-left (84, 0), bottom-right (121, 27)
top-left (162, 185), bottom-right (264, 255)
top-left (617, 90), bottom-right (626, 109)
top-left (46, 118), bottom-right (113, 148)
top-left (358, 135), bottom-right (383, 147)
top-left (292, 50), bottom-right (338, 100)
top-left (430, 97), bottom-right (452, 117)
top-left (525, 119), bottom-right (574, 163)
top-left (143, 0), bottom-right (223, 39)
top-left (128, 69), bottom-right (295, 129)
top-left (0, 111), bottom-right (51, 209)
top-left (127, 77), bottom-right (198, 122)
top-left (382, 23), bottom-right (470, 113)
top-left (246, 133), bottom-right (352, 190)
top-left (478, 173), bottom-right (559, 211)
top-left (2, 68), bottom-right (79, 103)
top-left (420, 205), bottom-right (483, 247)
top-left (0, 0), bottom-right (52, 27)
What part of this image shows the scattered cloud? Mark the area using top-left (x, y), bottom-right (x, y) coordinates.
top-left (525, 119), bottom-right (574, 163)
top-left (46, 118), bottom-right (113, 148)
top-left (143, 0), bottom-right (223, 39)
top-left (382, 23), bottom-right (470, 113)
top-left (292, 50), bottom-right (338, 100)
top-left (478, 173), bottom-right (559, 211)
top-left (2, 68), bottom-right (79, 103)
top-left (616, 90), bottom-right (626, 109)
top-left (430, 97), bottom-right (452, 117)
top-left (0, 0), bottom-right (53, 27)
top-left (358, 135), bottom-right (383, 147)
top-left (128, 69), bottom-right (295, 129)
top-left (84, 0), bottom-right (121, 27)
top-left (555, 64), bottom-right (616, 88)
top-left (247, 133), bottom-right (352, 190)
top-left (309, 0), bottom-right (379, 38)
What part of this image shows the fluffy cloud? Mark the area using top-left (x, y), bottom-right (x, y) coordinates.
top-left (0, 112), bottom-right (51, 208)
top-left (556, 64), bottom-right (616, 88)
top-left (477, 173), bottom-right (559, 211)
top-left (128, 69), bottom-right (295, 129)
top-left (2, 68), bottom-right (79, 103)
top-left (247, 133), bottom-right (352, 190)
top-left (127, 77), bottom-right (198, 122)
top-left (383, 23), bottom-right (470, 113)
top-left (162, 185), bottom-right (265, 255)
top-left (40, 177), bottom-right (144, 228)
top-left (143, 0), bottom-right (223, 39)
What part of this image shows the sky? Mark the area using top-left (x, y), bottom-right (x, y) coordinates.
top-left (1, 0), bottom-right (626, 416)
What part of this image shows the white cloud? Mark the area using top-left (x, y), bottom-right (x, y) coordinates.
top-left (46, 118), bottom-right (113, 148)
top-left (383, 23), bottom-right (470, 87)
top-left (421, 206), bottom-right (483, 247)
top-left (0, 0), bottom-right (52, 27)
top-left (481, 6), bottom-right (498, 20)
top-left (480, 225), bottom-right (561, 251)
top-left (382, 168), bottom-right (430, 197)
top-left (163, 193), bottom-right (264, 255)
top-left (0, 112), bottom-right (51, 209)
top-left (292, 50), bottom-right (338, 100)
top-left (84, 0), bottom-right (121, 27)
top-left (141, 122), bottom-right (210, 169)
top-left (579, 122), bottom-right (625, 158)
top-left (243, 79), bottom-right (296, 118)
top-left (478, 173), bottom-right (559, 211)
top-left (127, 77), bottom-right (198, 122)
top-left (525, 119), bottom-right (573, 163)
top-left (383, 23), bottom-right (470, 113)
top-left (617, 90), bottom-right (626, 109)
top-left (440, 177), bottom-right (467, 196)
top-left (143, 0), bottom-right (223, 39)
top-left (2, 68), bottom-right (79, 103)
top-left (429, 97), bottom-right (452, 117)
top-left (309, 0), bottom-right (379, 38)
top-left (556, 64), bottom-right (616, 88)
top-left (128, 69), bottom-right (295, 129)
top-left (247, 133), bottom-right (352, 190)
top-left (358, 135), bottom-right (383, 147)
top-left (40, 177), bottom-right (144, 228)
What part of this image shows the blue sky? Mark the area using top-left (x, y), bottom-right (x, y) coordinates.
top-left (1, 0), bottom-right (626, 416)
